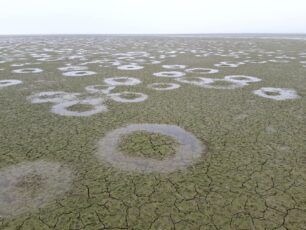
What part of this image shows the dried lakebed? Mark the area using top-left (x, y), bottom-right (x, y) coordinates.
top-left (0, 35), bottom-right (306, 229)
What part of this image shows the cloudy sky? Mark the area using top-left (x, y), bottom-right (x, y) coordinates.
top-left (0, 0), bottom-right (306, 34)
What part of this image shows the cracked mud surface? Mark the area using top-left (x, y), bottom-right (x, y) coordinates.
top-left (0, 35), bottom-right (306, 229)
top-left (118, 131), bottom-right (178, 160)
top-left (67, 104), bottom-right (95, 112)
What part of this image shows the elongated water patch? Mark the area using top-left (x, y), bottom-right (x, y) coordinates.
top-left (162, 65), bottom-right (186, 69)
top-left (176, 76), bottom-right (246, 89)
top-left (199, 78), bottom-right (246, 89)
top-left (62, 71), bottom-right (96, 77)
top-left (185, 68), bottom-right (219, 74)
top-left (175, 76), bottom-right (212, 86)
top-left (117, 64), bottom-right (144, 70)
top-left (12, 68), bottom-right (43, 74)
top-left (58, 66), bottom-right (88, 72)
top-left (85, 85), bottom-right (116, 94)
top-left (27, 91), bottom-right (80, 104)
top-left (153, 71), bottom-right (185, 78)
top-left (214, 61), bottom-right (244, 68)
top-left (104, 77), bottom-right (141, 86)
top-left (0, 80), bottom-right (22, 88)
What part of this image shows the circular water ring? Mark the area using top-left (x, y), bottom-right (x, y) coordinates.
top-left (109, 92), bottom-right (148, 103)
top-left (0, 79), bottom-right (22, 88)
top-left (252, 87), bottom-right (301, 101)
top-left (51, 98), bottom-right (107, 116)
top-left (147, 83), bottom-right (181, 91)
top-left (96, 124), bottom-right (205, 173)
top-left (104, 77), bottom-right (141, 86)
top-left (13, 68), bottom-right (43, 74)
top-left (224, 75), bottom-right (262, 84)
top-left (153, 71), bottom-right (186, 78)
top-left (117, 65), bottom-right (144, 70)
top-left (62, 71), bottom-right (96, 77)
top-left (162, 65), bottom-right (186, 69)
top-left (185, 68), bottom-right (219, 74)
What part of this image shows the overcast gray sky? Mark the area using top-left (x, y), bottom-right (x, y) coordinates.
top-left (0, 0), bottom-right (306, 34)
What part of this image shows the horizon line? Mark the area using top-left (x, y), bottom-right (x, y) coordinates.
top-left (0, 33), bottom-right (306, 36)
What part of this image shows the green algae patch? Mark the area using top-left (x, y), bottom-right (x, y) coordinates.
top-left (118, 131), bottom-right (178, 160)
top-left (66, 103), bottom-right (94, 112)
top-left (116, 93), bottom-right (140, 100)
top-left (265, 91), bottom-right (281, 96)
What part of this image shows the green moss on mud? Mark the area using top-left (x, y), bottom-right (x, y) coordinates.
top-left (67, 103), bottom-right (94, 112)
top-left (118, 131), bottom-right (178, 160)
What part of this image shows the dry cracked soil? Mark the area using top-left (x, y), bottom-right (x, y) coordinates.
top-left (0, 35), bottom-right (306, 229)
